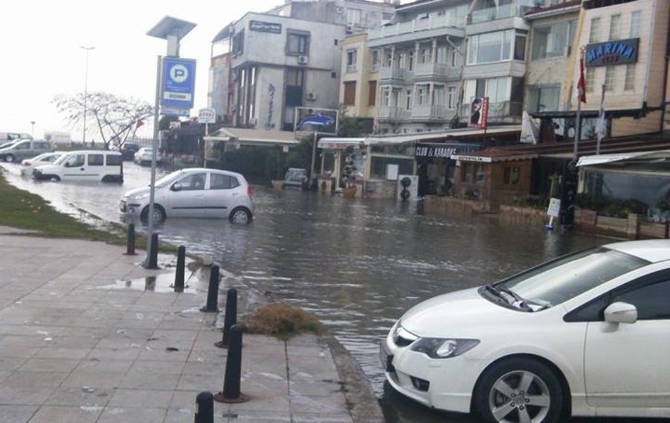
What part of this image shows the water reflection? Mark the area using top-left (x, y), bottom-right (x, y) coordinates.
top-left (1, 162), bottom-right (612, 422)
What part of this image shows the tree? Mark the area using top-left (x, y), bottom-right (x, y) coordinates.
top-left (52, 91), bottom-right (153, 149)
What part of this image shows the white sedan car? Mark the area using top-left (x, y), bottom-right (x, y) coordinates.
top-left (119, 168), bottom-right (254, 224)
top-left (19, 152), bottom-right (63, 176)
top-left (133, 147), bottom-right (160, 166)
top-left (381, 239), bottom-right (670, 422)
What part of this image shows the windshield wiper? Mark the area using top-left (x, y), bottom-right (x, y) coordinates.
top-left (483, 284), bottom-right (533, 312)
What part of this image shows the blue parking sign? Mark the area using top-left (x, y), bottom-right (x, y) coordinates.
top-left (161, 57), bottom-right (196, 110)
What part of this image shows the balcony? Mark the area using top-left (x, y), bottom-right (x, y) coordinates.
top-left (379, 67), bottom-right (411, 84)
top-left (413, 63), bottom-right (462, 82)
top-left (411, 105), bottom-right (450, 122)
top-left (468, 4), bottom-right (533, 24)
top-left (459, 101), bottom-right (523, 124)
top-left (368, 15), bottom-right (465, 47)
top-left (377, 106), bottom-right (409, 122)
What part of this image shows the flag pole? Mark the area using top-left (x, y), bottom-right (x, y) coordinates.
top-left (596, 83), bottom-right (606, 155)
top-left (573, 48), bottom-right (586, 163)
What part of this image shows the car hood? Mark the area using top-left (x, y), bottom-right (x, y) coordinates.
top-left (123, 186), bottom-right (151, 199)
top-left (399, 287), bottom-right (521, 337)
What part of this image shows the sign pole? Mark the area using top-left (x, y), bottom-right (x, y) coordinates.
top-left (145, 55), bottom-right (162, 268)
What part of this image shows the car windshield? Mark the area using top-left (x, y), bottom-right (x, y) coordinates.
top-left (52, 153), bottom-right (69, 166)
top-left (496, 247), bottom-right (648, 309)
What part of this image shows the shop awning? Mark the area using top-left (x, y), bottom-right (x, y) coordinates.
top-left (576, 150), bottom-right (670, 167)
top-left (204, 127), bottom-right (299, 147)
top-left (318, 137), bottom-right (366, 149)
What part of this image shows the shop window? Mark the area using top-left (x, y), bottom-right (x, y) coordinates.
top-left (464, 163), bottom-right (474, 183)
top-left (475, 164), bottom-right (485, 185)
top-left (503, 166), bottom-right (520, 185)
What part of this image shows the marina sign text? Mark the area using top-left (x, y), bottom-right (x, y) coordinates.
top-left (585, 38), bottom-right (639, 67)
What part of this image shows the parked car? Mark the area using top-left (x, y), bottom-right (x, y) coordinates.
top-left (381, 239), bottom-right (670, 422)
top-left (0, 139), bottom-right (53, 163)
top-left (33, 150), bottom-right (123, 183)
top-left (134, 147), bottom-right (160, 166)
top-left (119, 168), bottom-right (254, 224)
top-left (119, 142), bottom-right (141, 161)
top-left (19, 151), bottom-right (64, 176)
top-left (283, 167), bottom-right (309, 189)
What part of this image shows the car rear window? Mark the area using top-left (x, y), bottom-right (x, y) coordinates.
top-left (106, 154), bottom-right (122, 166)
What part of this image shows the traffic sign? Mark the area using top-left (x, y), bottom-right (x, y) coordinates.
top-left (161, 57), bottom-right (196, 110)
top-left (198, 108), bottom-right (216, 124)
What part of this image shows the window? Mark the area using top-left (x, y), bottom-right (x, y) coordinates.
top-left (624, 64), bottom-right (636, 90)
top-left (347, 8), bottom-right (361, 26)
top-left (416, 86), bottom-right (427, 105)
top-left (527, 86), bottom-right (560, 113)
top-left (371, 50), bottom-right (380, 71)
top-left (604, 66), bottom-right (615, 92)
top-left (88, 154), bottom-right (104, 166)
top-left (179, 173), bottom-right (207, 191)
top-left (211, 173), bottom-right (239, 190)
top-left (630, 11), bottom-right (642, 37)
top-left (609, 14), bottom-right (621, 40)
top-left (287, 31), bottom-right (309, 55)
top-left (503, 166), bottom-right (520, 185)
top-left (475, 163), bottom-right (485, 185)
top-left (368, 81), bottom-right (377, 106)
top-left (405, 90), bottom-right (412, 110)
top-left (467, 30), bottom-right (518, 65)
top-left (407, 51), bottom-right (414, 71)
top-left (514, 33), bottom-right (526, 61)
top-left (66, 154), bottom-right (85, 168)
top-left (613, 279), bottom-right (670, 320)
top-left (589, 17), bottom-right (601, 43)
top-left (447, 86), bottom-right (457, 109)
top-left (233, 30), bottom-right (245, 56)
top-left (106, 154), bottom-right (122, 166)
top-left (586, 68), bottom-right (595, 93)
top-left (343, 81), bottom-right (356, 105)
top-left (532, 21), bottom-right (575, 60)
top-left (346, 49), bottom-right (357, 72)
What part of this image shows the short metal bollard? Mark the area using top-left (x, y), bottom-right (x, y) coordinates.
top-left (214, 325), bottom-right (249, 403)
top-left (200, 265), bottom-right (220, 313)
top-left (146, 232), bottom-right (159, 270)
top-left (215, 288), bottom-right (237, 348)
top-left (125, 223), bottom-right (136, 255)
top-left (194, 391), bottom-right (214, 423)
top-left (174, 245), bottom-right (185, 293)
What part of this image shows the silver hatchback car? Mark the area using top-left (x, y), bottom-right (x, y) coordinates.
top-left (120, 168), bottom-right (254, 224)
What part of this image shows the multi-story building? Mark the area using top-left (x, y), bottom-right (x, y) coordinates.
top-left (338, 33), bottom-right (378, 132)
top-left (367, 0), bottom-right (470, 134)
top-left (208, 0), bottom-right (396, 131)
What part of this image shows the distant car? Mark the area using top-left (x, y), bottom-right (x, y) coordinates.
top-left (119, 142), bottom-right (141, 161)
top-left (283, 167), bottom-right (309, 189)
top-left (134, 147), bottom-right (160, 166)
top-left (119, 168), bottom-right (254, 224)
top-left (0, 139), bottom-right (54, 163)
top-left (19, 151), bottom-right (64, 176)
top-left (381, 239), bottom-right (670, 423)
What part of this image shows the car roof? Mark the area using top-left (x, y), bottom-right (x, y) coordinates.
top-left (178, 167), bottom-right (245, 178)
top-left (605, 239), bottom-right (670, 263)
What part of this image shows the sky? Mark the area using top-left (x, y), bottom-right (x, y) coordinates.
top-left (0, 0), bottom-right (289, 140)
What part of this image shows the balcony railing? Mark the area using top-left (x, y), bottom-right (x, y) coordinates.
top-left (413, 63), bottom-right (462, 81)
top-left (369, 15), bottom-right (466, 41)
top-left (468, 4), bottom-right (533, 25)
top-left (411, 105), bottom-right (449, 121)
top-left (377, 106), bottom-right (409, 121)
top-left (379, 67), bottom-right (410, 82)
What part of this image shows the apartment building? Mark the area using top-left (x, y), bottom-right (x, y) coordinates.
top-left (367, 0), bottom-right (470, 134)
top-left (338, 33), bottom-right (378, 132)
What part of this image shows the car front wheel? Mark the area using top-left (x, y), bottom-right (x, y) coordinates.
top-left (140, 204), bottom-right (166, 223)
top-left (4, 154), bottom-right (15, 163)
top-left (229, 207), bottom-right (252, 224)
top-left (473, 357), bottom-right (565, 423)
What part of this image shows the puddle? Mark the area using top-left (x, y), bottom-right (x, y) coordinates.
top-left (94, 273), bottom-right (199, 294)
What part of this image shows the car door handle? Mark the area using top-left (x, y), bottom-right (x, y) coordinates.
top-left (80, 167), bottom-right (85, 171)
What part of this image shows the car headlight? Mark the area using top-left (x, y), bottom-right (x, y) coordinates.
top-left (130, 193), bottom-right (150, 201)
top-left (410, 338), bottom-right (480, 359)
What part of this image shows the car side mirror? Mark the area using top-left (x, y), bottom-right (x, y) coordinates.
top-left (604, 301), bottom-right (638, 324)
top-left (171, 183), bottom-right (182, 192)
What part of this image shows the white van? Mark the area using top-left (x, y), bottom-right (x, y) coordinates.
top-left (33, 150), bottom-right (124, 183)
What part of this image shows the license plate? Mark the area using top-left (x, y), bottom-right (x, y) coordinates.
top-left (379, 342), bottom-right (394, 372)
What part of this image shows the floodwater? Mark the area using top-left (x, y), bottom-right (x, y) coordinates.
top-left (2, 163), bottom-right (619, 422)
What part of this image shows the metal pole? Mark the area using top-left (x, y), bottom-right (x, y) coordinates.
top-left (80, 46), bottom-right (95, 144)
top-left (145, 55), bottom-right (162, 268)
top-left (573, 91), bottom-right (582, 162)
top-left (310, 131), bottom-right (317, 185)
top-left (596, 83), bottom-right (606, 155)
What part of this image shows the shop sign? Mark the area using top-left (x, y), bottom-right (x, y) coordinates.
top-left (250, 20), bottom-right (282, 34)
top-left (451, 154), bottom-right (492, 163)
top-left (585, 38), bottom-right (639, 67)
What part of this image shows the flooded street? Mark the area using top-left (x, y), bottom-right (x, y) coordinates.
top-left (2, 163), bottom-right (614, 422)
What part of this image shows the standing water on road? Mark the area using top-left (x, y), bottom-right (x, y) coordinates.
top-left (1, 163), bottom-right (610, 421)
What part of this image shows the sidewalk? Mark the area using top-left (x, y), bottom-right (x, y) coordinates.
top-left (0, 227), bottom-right (384, 423)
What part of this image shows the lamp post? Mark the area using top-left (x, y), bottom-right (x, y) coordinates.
top-left (30, 121), bottom-right (35, 136)
top-left (80, 45), bottom-right (95, 144)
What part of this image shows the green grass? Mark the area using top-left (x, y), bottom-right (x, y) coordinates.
top-left (0, 170), bottom-right (150, 248)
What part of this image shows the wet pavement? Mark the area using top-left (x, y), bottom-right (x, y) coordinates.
top-left (0, 227), bottom-right (383, 423)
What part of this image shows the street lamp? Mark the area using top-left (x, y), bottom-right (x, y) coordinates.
top-left (80, 45), bottom-right (95, 144)
top-left (30, 121), bottom-right (35, 136)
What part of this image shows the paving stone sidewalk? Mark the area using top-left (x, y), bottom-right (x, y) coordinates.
top-left (0, 231), bottom-right (384, 423)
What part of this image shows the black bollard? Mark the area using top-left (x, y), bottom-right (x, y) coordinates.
top-left (213, 325), bottom-right (248, 403)
top-left (146, 232), bottom-right (159, 269)
top-left (174, 246), bottom-right (185, 293)
top-left (125, 223), bottom-right (136, 255)
top-left (215, 288), bottom-right (237, 348)
top-left (200, 265), bottom-right (219, 312)
top-left (194, 391), bottom-right (214, 423)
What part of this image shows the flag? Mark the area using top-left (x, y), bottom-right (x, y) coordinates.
top-left (136, 120), bottom-right (145, 129)
top-left (577, 55), bottom-right (587, 104)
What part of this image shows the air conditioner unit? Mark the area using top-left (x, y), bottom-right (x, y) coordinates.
top-left (306, 92), bottom-right (317, 102)
top-left (297, 55), bottom-right (309, 65)
top-left (397, 174), bottom-right (419, 202)
top-left (346, 24), bottom-right (354, 33)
